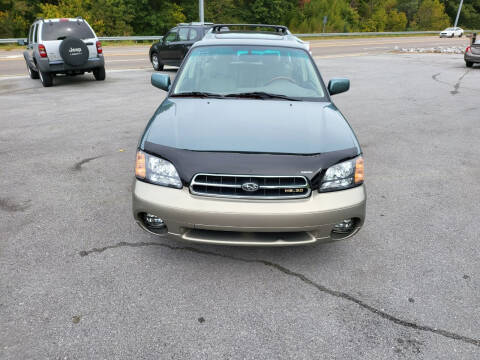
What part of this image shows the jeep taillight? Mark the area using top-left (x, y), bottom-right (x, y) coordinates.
top-left (38, 44), bottom-right (47, 58)
top-left (465, 46), bottom-right (471, 54)
top-left (96, 41), bottom-right (103, 55)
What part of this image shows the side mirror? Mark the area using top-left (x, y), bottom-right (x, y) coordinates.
top-left (151, 73), bottom-right (171, 91)
top-left (18, 39), bottom-right (27, 46)
top-left (328, 78), bottom-right (350, 96)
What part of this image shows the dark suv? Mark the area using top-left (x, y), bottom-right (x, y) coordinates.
top-left (149, 22), bottom-right (213, 71)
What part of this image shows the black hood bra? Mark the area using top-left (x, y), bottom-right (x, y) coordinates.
top-left (143, 142), bottom-right (359, 188)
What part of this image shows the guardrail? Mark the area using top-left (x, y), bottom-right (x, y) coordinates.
top-left (0, 36), bottom-right (163, 44)
top-left (99, 36), bottom-right (163, 41)
top-left (296, 30), bottom-right (442, 37)
top-left (0, 38), bottom-right (26, 44)
top-left (1, 30), bottom-right (478, 44)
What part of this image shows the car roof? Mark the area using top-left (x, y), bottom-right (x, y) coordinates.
top-left (195, 26), bottom-right (307, 50)
top-left (36, 18), bottom-right (87, 23)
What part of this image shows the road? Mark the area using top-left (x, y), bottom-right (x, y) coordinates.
top-left (1, 38), bottom-right (480, 359)
top-left (0, 36), bottom-right (470, 76)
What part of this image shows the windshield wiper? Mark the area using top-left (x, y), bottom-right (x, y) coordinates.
top-left (224, 92), bottom-right (300, 101)
top-left (170, 92), bottom-right (224, 98)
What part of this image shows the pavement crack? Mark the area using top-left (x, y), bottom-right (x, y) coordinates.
top-left (431, 72), bottom-right (451, 87)
top-left (450, 70), bottom-right (470, 95)
top-left (0, 198), bottom-right (31, 212)
top-left (72, 155), bottom-right (103, 171)
top-left (79, 241), bottom-right (480, 347)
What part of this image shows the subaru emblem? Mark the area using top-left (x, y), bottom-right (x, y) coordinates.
top-left (241, 182), bottom-right (259, 192)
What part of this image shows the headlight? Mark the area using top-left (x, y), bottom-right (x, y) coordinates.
top-left (320, 156), bottom-right (364, 191)
top-left (135, 150), bottom-right (182, 188)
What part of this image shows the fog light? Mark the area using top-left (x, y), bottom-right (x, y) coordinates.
top-left (144, 213), bottom-right (165, 228)
top-left (332, 219), bottom-right (354, 234)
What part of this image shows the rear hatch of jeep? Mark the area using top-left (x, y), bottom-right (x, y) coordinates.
top-left (41, 19), bottom-right (98, 63)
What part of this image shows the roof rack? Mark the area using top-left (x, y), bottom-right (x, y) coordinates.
top-left (35, 17), bottom-right (44, 22)
top-left (211, 24), bottom-right (289, 34)
top-left (178, 22), bottom-right (214, 26)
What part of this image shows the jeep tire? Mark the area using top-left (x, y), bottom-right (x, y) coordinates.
top-left (39, 70), bottom-right (53, 87)
top-left (27, 62), bottom-right (39, 79)
top-left (93, 66), bottom-right (106, 81)
top-left (59, 37), bottom-right (89, 66)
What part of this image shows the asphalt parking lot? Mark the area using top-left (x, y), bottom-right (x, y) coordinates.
top-left (1, 51), bottom-right (479, 359)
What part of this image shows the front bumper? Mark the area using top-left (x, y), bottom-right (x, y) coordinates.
top-left (36, 56), bottom-right (104, 73)
top-left (132, 180), bottom-right (366, 246)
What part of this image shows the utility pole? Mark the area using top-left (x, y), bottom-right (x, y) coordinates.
top-left (199, 0), bottom-right (204, 24)
top-left (454, 0), bottom-right (463, 27)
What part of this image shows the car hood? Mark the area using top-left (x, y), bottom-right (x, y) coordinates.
top-left (142, 98), bottom-right (361, 183)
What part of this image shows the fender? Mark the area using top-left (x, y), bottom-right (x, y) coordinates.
top-left (23, 51), bottom-right (37, 70)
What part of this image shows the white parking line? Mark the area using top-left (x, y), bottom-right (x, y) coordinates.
top-left (107, 58), bottom-right (147, 62)
top-left (0, 54), bottom-right (23, 59)
top-left (313, 52), bottom-right (370, 59)
top-left (0, 74), bottom-right (27, 80)
top-left (0, 67), bottom-right (152, 80)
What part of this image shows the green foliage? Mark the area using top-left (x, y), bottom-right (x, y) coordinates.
top-left (412, 0), bottom-right (450, 29)
top-left (0, 0), bottom-right (33, 37)
top-left (37, 0), bottom-right (136, 35)
top-left (386, 9), bottom-right (408, 30)
top-left (443, 0), bottom-right (480, 29)
top-left (1, 0), bottom-right (474, 38)
top-left (354, 0), bottom-right (408, 32)
top-left (289, 0), bottom-right (360, 33)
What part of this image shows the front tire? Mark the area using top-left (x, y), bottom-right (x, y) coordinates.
top-left (466, 61), bottom-right (473, 68)
top-left (26, 62), bottom-right (39, 79)
top-left (151, 53), bottom-right (164, 71)
top-left (39, 70), bottom-right (53, 87)
top-left (93, 66), bottom-right (106, 81)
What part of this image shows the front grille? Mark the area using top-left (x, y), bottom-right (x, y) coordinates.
top-left (190, 173), bottom-right (311, 199)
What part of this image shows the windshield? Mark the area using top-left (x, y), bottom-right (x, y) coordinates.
top-left (42, 21), bottom-right (95, 41)
top-left (172, 45), bottom-right (326, 100)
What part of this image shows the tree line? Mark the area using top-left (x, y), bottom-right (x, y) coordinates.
top-left (1, 0), bottom-right (479, 38)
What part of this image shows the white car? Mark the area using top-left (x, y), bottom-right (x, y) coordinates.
top-left (440, 27), bottom-right (464, 38)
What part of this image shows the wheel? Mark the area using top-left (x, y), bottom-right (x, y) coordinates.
top-left (459, 33), bottom-right (463, 37)
top-left (39, 70), bottom-right (53, 87)
top-left (151, 53), bottom-right (164, 71)
top-left (466, 61), bottom-right (473, 68)
top-left (93, 66), bottom-right (106, 81)
top-left (26, 62), bottom-right (39, 79)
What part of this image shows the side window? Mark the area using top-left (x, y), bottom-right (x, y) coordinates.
top-left (33, 23), bottom-right (39, 43)
top-left (178, 27), bottom-right (189, 41)
top-left (28, 25), bottom-right (33, 43)
top-left (164, 30), bottom-right (178, 43)
top-left (188, 28), bottom-right (198, 41)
